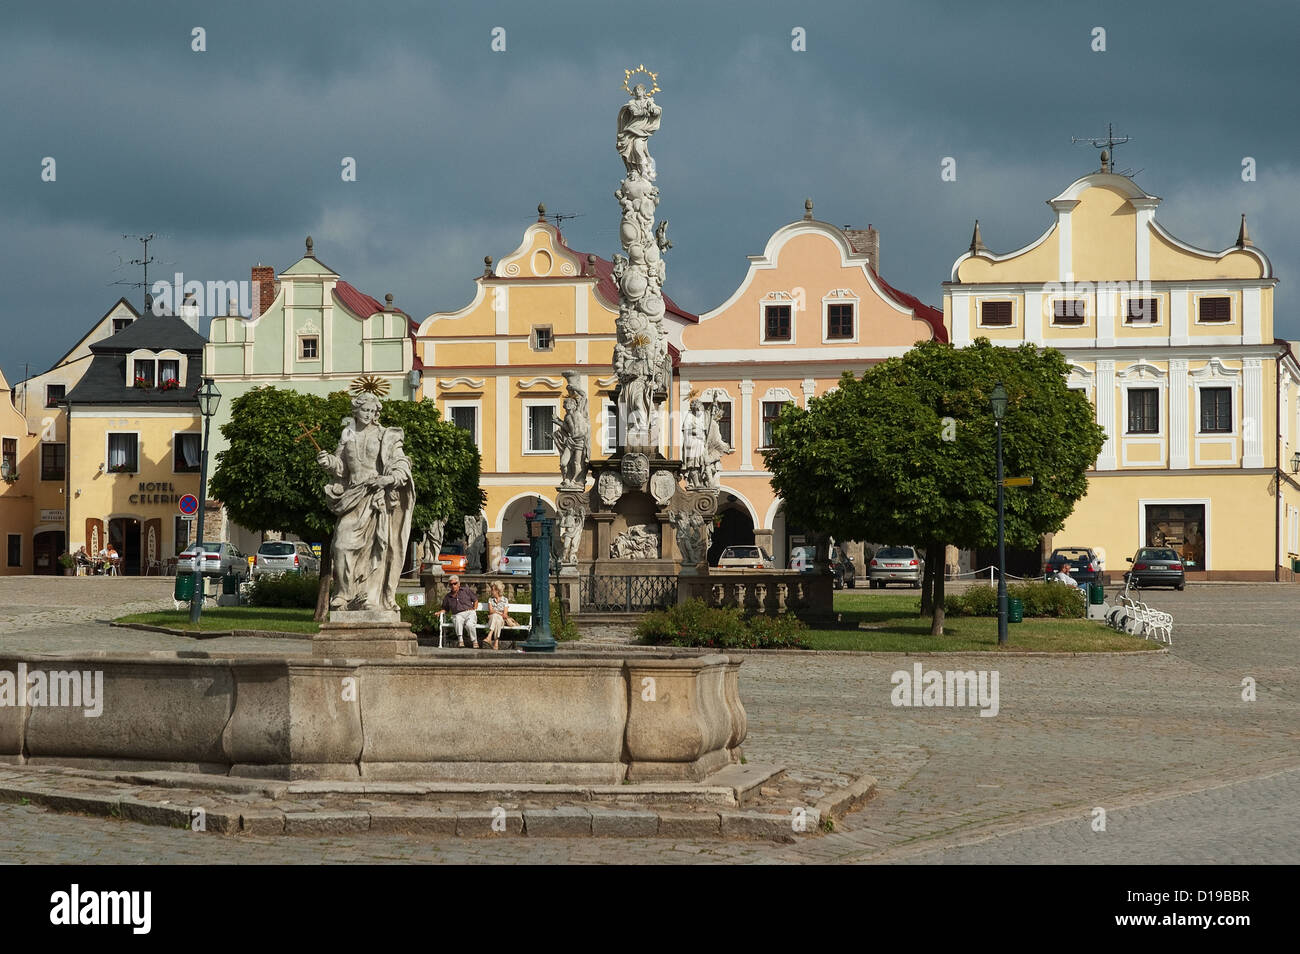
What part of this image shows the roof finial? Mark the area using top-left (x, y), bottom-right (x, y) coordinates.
top-left (305, 235), bottom-right (315, 257)
top-left (1236, 213), bottom-right (1253, 248)
top-left (537, 202), bottom-right (547, 222)
top-left (483, 255), bottom-right (494, 278)
top-left (586, 254), bottom-right (597, 277)
top-left (803, 198), bottom-right (814, 221)
top-left (384, 293), bottom-right (394, 309)
top-left (969, 219), bottom-right (987, 254)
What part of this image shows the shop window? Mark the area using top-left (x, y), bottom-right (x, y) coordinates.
top-left (1145, 504), bottom-right (1205, 570)
top-left (174, 516), bottom-right (192, 555)
top-left (41, 443), bottom-right (66, 481)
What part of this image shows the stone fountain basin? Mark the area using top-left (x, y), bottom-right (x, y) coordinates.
top-left (0, 651), bottom-right (746, 784)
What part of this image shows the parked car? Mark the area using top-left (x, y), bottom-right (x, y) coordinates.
top-left (178, 542), bottom-right (251, 580)
top-left (252, 540), bottom-right (320, 579)
top-left (715, 545), bottom-right (775, 570)
top-left (788, 545), bottom-right (816, 572)
top-left (435, 542), bottom-right (468, 575)
top-left (831, 547), bottom-right (856, 589)
top-left (497, 543), bottom-right (532, 576)
top-left (868, 546), bottom-right (923, 588)
top-left (1124, 547), bottom-right (1186, 590)
top-left (1044, 547), bottom-right (1103, 586)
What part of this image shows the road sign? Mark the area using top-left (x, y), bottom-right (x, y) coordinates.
top-left (1002, 476), bottom-right (1033, 487)
top-left (178, 494), bottom-right (199, 516)
top-left (180, 514), bottom-right (195, 523)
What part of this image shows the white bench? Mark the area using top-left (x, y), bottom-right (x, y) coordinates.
top-left (438, 602), bottom-right (532, 648)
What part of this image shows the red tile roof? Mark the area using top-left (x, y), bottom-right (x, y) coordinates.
top-left (333, 281), bottom-right (424, 370)
top-left (552, 230), bottom-right (699, 324)
top-left (870, 268), bottom-right (947, 343)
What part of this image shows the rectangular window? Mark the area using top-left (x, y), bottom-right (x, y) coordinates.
top-left (112, 317), bottom-right (132, 334)
top-left (6, 534), bottom-right (20, 567)
top-left (1052, 299), bottom-right (1086, 325)
top-left (299, 337), bottom-right (318, 359)
top-left (2, 437), bottom-right (16, 479)
top-left (133, 359), bottom-right (156, 388)
top-left (1125, 298), bottom-right (1159, 324)
top-left (1200, 387), bottom-right (1232, 433)
top-left (45, 384), bottom-right (65, 408)
top-left (527, 404), bottom-right (555, 452)
top-left (1127, 388), bottom-right (1159, 434)
top-left (761, 401), bottom-right (787, 448)
top-left (764, 305), bottom-right (792, 341)
top-left (980, 301), bottom-right (1012, 326)
top-left (715, 401), bottom-right (733, 447)
top-left (1198, 296), bottom-right (1232, 323)
top-left (40, 443), bottom-right (66, 481)
top-left (531, 326), bottom-right (554, 351)
top-left (826, 303), bottom-right (854, 339)
top-left (173, 433), bottom-right (201, 472)
top-left (450, 405), bottom-right (478, 446)
top-left (1145, 503), bottom-right (1205, 569)
top-left (158, 359), bottom-right (180, 386)
top-left (107, 433), bottom-right (139, 472)
top-left (603, 401), bottom-right (618, 455)
top-left (174, 516), bottom-right (192, 556)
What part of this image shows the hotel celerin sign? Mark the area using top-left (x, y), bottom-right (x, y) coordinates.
top-left (128, 481), bottom-right (189, 505)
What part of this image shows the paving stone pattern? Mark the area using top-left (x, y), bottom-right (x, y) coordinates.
top-left (0, 577), bottom-right (1296, 863)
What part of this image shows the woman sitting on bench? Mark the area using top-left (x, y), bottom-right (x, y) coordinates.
top-left (484, 581), bottom-right (516, 651)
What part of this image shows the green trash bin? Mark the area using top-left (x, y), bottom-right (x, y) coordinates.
top-left (174, 572), bottom-right (195, 602)
top-left (1007, 597), bottom-right (1024, 623)
top-left (222, 571), bottom-right (239, 596)
top-left (1089, 582), bottom-right (1105, 605)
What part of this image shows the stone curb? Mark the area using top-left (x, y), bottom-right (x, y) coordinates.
top-left (110, 622), bottom-right (314, 641)
top-left (0, 767), bottom-right (876, 841)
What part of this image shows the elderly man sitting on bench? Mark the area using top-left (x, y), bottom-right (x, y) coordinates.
top-left (438, 575), bottom-right (480, 648)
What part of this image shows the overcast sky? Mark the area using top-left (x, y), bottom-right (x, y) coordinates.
top-left (3, 0), bottom-right (1297, 386)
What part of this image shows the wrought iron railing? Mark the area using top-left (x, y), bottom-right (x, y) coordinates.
top-left (579, 574), bottom-right (678, 613)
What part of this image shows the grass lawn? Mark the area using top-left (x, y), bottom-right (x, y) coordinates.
top-left (806, 591), bottom-right (1160, 652)
top-left (115, 607), bottom-right (320, 634)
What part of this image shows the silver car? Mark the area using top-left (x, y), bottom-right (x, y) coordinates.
top-left (868, 546), bottom-right (924, 589)
top-left (177, 542), bottom-right (251, 580)
top-left (253, 540), bottom-right (320, 578)
top-left (497, 543), bottom-right (532, 576)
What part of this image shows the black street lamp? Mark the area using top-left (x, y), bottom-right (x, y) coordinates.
top-left (521, 497), bottom-right (556, 652)
top-left (991, 382), bottom-right (1008, 646)
top-left (189, 377), bottom-right (222, 624)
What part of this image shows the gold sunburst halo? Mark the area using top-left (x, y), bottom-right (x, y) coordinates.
top-left (622, 65), bottom-right (660, 95)
top-left (350, 374), bottom-right (391, 397)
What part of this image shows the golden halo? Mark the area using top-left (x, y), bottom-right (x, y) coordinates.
top-left (622, 65), bottom-right (661, 96)
top-left (349, 374), bottom-right (391, 397)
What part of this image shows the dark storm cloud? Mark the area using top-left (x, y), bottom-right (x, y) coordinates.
top-left (2, 0), bottom-right (1298, 385)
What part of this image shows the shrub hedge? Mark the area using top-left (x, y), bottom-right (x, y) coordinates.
top-left (247, 572), bottom-right (320, 609)
top-left (944, 581), bottom-right (1085, 618)
top-left (635, 599), bottom-right (810, 649)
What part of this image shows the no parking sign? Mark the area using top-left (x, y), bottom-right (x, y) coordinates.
top-left (179, 494), bottom-right (199, 520)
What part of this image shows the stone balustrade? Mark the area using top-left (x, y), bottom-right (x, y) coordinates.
top-left (677, 570), bottom-right (833, 616)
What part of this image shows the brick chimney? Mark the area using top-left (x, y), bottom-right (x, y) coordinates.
top-left (843, 225), bottom-right (881, 273)
top-left (251, 265), bottom-right (277, 318)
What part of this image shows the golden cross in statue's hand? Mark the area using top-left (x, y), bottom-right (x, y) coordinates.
top-left (294, 421), bottom-right (323, 453)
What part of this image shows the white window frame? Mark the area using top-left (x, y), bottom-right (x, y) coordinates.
top-left (1123, 386), bottom-right (1163, 437)
top-left (759, 294), bottom-right (797, 345)
top-left (821, 291), bottom-right (860, 344)
top-left (298, 334), bottom-right (320, 360)
top-left (172, 430), bottom-right (202, 474)
top-left (522, 399), bottom-right (559, 456)
top-left (1194, 385), bottom-right (1236, 437)
top-left (444, 400), bottom-right (482, 449)
top-left (975, 297), bottom-right (1018, 330)
top-left (601, 399), bottom-right (618, 455)
top-left (105, 431), bottom-right (141, 473)
top-left (759, 388), bottom-right (796, 450)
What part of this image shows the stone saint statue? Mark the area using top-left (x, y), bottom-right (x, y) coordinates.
top-left (421, 517), bottom-right (446, 567)
top-left (616, 84), bottom-right (662, 179)
top-left (464, 513), bottom-right (486, 572)
top-left (316, 392), bottom-right (415, 612)
top-left (703, 401), bottom-right (733, 489)
top-left (681, 398), bottom-right (709, 489)
top-left (555, 373), bottom-right (590, 488)
top-left (558, 510), bottom-right (584, 565)
top-left (670, 510), bottom-right (710, 565)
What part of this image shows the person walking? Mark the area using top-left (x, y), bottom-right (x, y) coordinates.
top-left (439, 575), bottom-right (479, 648)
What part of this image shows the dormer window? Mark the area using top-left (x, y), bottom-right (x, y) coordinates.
top-left (127, 350), bottom-right (186, 390)
top-left (159, 359), bottom-right (180, 389)
top-left (133, 359), bottom-right (156, 388)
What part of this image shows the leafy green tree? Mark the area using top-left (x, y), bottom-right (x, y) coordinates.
top-left (763, 339), bottom-right (1106, 635)
top-left (210, 387), bottom-right (483, 620)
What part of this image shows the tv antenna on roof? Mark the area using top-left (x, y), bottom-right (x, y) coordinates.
top-left (1072, 123), bottom-right (1131, 173)
top-left (548, 211), bottom-right (583, 229)
top-left (110, 233), bottom-right (159, 312)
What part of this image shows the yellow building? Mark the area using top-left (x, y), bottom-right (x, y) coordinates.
top-left (415, 207), bottom-right (698, 565)
top-left (1, 368), bottom-right (40, 574)
top-left (945, 163), bottom-right (1300, 580)
top-left (56, 310), bottom-right (207, 574)
top-left (679, 202), bottom-right (944, 565)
